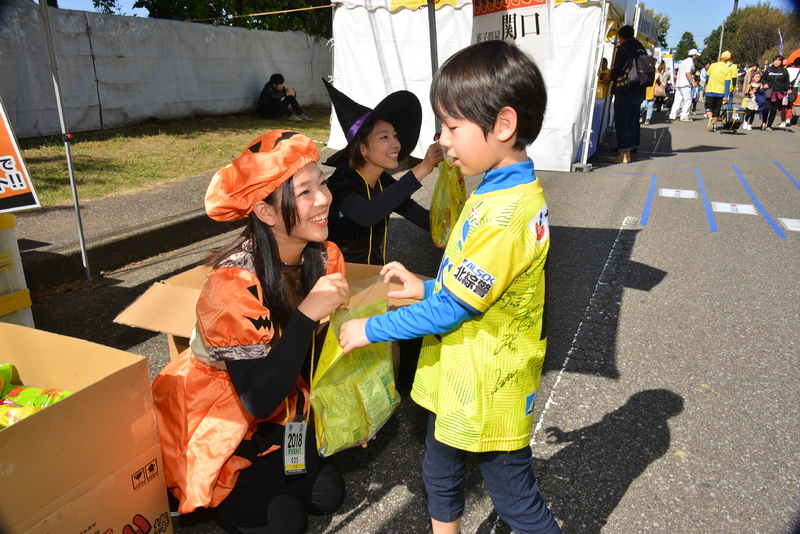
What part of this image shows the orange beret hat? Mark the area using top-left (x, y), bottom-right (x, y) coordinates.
top-left (205, 130), bottom-right (319, 222)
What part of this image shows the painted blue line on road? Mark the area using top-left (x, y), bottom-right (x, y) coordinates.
top-left (608, 165), bottom-right (718, 232)
top-left (631, 161), bottom-right (786, 238)
top-left (731, 164), bottom-right (787, 238)
top-left (637, 153), bottom-right (800, 190)
top-left (773, 162), bottom-right (800, 190)
top-left (693, 170), bottom-right (718, 233)
top-left (593, 172), bottom-right (657, 225)
top-left (643, 174), bottom-right (657, 225)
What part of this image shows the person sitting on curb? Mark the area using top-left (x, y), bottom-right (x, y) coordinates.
top-left (258, 73), bottom-right (314, 122)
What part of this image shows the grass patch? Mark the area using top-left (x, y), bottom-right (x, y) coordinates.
top-left (18, 108), bottom-right (332, 207)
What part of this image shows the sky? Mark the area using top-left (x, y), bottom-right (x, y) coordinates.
top-left (55, 0), bottom-right (799, 49)
top-left (639, 0), bottom-right (798, 48)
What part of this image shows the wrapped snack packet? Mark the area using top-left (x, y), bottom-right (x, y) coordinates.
top-left (0, 405), bottom-right (42, 428)
top-left (0, 363), bottom-right (13, 398)
top-left (3, 384), bottom-right (72, 408)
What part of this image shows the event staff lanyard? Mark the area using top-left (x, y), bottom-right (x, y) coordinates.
top-left (283, 336), bottom-right (313, 474)
top-left (356, 170), bottom-right (387, 265)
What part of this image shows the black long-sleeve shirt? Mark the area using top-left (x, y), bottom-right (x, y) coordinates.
top-left (327, 165), bottom-right (429, 265)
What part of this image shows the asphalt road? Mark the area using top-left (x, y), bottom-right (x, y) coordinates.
top-left (29, 112), bottom-right (800, 534)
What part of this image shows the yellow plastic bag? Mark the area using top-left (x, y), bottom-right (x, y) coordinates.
top-left (429, 158), bottom-right (466, 249)
top-left (310, 299), bottom-right (400, 457)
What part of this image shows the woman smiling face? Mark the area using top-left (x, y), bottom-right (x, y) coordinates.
top-left (359, 119), bottom-right (401, 173)
top-left (256, 162), bottom-right (332, 263)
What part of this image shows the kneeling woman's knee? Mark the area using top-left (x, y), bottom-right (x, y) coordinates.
top-left (309, 462), bottom-right (346, 515)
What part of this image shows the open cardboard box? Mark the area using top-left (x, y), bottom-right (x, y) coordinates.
top-left (115, 262), bottom-right (429, 367)
top-left (0, 323), bottom-right (172, 534)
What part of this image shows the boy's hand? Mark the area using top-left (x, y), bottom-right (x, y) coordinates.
top-left (339, 318), bottom-right (370, 353)
top-left (380, 261), bottom-right (424, 300)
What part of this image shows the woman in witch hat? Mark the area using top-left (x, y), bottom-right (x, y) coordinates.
top-left (322, 79), bottom-right (443, 265)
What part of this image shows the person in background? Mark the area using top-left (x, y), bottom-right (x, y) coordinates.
top-left (322, 79), bottom-right (443, 266)
top-left (761, 55), bottom-right (793, 131)
top-left (258, 73), bottom-right (314, 122)
top-left (338, 39), bottom-right (562, 534)
top-left (742, 71), bottom-right (766, 131)
top-left (669, 48), bottom-right (700, 122)
top-left (700, 62), bottom-right (710, 90)
top-left (703, 51), bottom-right (734, 132)
top-left (654, 61), bottom-right (669, 112)
top-left (322, 80), bottom-right (443, 395)
top-left (153, 131), bottom-right (352, 534)
top-left (603, 24), bottom-right (646, 163)
top-left (597, 57), bottom-right (611, 99)
top-left (640, 68), bottom-right (657, 125)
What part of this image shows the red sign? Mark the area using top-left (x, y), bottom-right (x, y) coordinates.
top-left (0, 102), bottom-right (40, 213)
top-left (474, 0), bottom-right (546, 15)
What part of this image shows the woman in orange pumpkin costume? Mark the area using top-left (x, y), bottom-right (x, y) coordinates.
top-left (152, 131), bottom-right (350, 534)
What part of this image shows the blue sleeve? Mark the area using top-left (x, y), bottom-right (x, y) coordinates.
top-left (422, 279), bottom-right (436, 299)
top-left (724, 80), bottom-right (731, 98)
top-left (365, 290), bottom-right (476, 342)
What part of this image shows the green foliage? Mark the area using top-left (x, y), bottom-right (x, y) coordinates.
top-left (92, 0), bottom-right (123, 15)
top-left (675, 32), bottom-right (698, 59)
top-left (131, 0), bottom-right (333, 37)
top-left (702, 2), bottom-right (800, 67)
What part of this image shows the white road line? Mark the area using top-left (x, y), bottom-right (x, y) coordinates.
top-left (531, 216), bottom-right (638, 446)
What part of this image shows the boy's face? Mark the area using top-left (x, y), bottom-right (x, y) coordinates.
top-left (437, 110), bottom-right (506, 177)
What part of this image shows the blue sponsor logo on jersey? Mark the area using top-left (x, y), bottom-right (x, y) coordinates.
top-left (525, 391), bottom-right (537, 416)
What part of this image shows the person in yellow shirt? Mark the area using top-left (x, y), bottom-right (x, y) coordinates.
top-left (704, 51), bottom-right (735, 131)
top-left (597, 57), bottom-right (611, 99)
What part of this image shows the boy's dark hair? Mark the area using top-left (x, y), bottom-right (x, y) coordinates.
top-left (430, 40), bottom-right (547, 150)
top-left (618, 25), bottom-right (635, 40)
top-left (269, 73), bottom-right (285, 85)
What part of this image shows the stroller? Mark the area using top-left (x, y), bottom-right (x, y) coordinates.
top-left (718, 103), bottom-right (745, 134)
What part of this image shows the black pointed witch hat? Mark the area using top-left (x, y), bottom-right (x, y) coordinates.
top-left (323, 78), bottom-right (422, 168)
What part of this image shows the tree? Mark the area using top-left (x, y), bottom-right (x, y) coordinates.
top-left (131, 0), bottom-right (333, 37)
top-left (701, 2), bottom-right (800, 67)
top-left (675, 32), bottom-right (698, 59)
top-left (93, 0), bottom-right (123, 15)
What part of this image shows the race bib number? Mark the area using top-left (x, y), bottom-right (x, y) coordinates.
top-left (284, 422), bottom-right (307, 475)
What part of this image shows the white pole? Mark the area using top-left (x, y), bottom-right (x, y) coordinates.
top-left (37, 0), bottom-right (91, 281)
top-left (578, 0), bottom-right (610, 169)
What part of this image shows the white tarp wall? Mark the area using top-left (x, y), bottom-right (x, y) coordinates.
top-left (528, 1), bottom-right (604, 171)
top-left (328, 0), bottom-right (635, 172)
top-left (0, 0), bottom-right (332, 139)
top-left (327, 2), bottom-right (473, 160)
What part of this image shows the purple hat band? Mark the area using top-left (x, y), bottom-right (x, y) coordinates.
top-left (346, 112), bottom-right (371, 141)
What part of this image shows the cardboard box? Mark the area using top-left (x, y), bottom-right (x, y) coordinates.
top-left (115, 262), bottom-right (428, 360)
top-left (0, 323), bottom-right (173, 534)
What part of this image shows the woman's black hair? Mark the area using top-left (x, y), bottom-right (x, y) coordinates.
top-left (206, 176), bottom-right (325, 327)
top-left (430, 40), bottom-right (547, 151)
top-left (346, 119), bottom-right (378, 170)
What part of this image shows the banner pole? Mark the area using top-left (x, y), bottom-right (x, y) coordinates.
top-left (577, 0), bottom-right (610, 170)
top-left (427, 0), bottom-right (442, 134)
top-left (37, 1), bottom-right (91, 281)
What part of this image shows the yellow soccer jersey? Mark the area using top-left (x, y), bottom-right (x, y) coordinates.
top-left (410, 176), bottom-right (550, 452)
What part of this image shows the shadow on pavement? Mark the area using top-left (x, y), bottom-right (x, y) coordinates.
top-left (534, 389), bottom-right (684, 534)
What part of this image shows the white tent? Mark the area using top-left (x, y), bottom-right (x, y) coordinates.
top-left (327, 0), bottom-right (636, 172)
top-left (326, 0), bottom-right (472, 159)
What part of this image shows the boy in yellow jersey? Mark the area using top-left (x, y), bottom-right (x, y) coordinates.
top-left (339, 40), bottom-right (561, 534)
